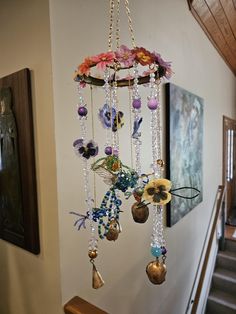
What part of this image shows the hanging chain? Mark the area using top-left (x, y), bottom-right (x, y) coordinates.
top-left (115, 0), bottom-right (121, 49)
top-left (108, 0), bottom-right (115, 51)
top-left (90, 86), bottom-right (97, 208)
top-left (124, 0), bottom-right (136, 48)
top-left (108, 0), bottom-right (136, 51)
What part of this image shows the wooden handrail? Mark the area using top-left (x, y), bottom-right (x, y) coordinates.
top-left (190, 185), bottom-right (226, 314)
top-left (64, 296), bottom-right (109, 314)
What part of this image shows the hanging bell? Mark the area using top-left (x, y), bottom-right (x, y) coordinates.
top-left (146, 259), bottom-right (167, 285)
top-left (106, 219), bottom-right (121, 241)
top-left (131, 202), bottom-right (149, 223)
top-left (92, 262), bottom-right (105, 289)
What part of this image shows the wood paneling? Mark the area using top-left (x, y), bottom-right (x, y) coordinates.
top-left (188, 0), bottom-right (236, 75)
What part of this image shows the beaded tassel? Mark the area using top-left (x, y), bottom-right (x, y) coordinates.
top-left (111, 81), bottom-right (119, 156)
top-left (132, 62), bottom-right (142, 178)
top-left (103, 68), bottom-right (112, 155)
top-left (77, 84), bottom-right (98, 253)
top-left (146, 74), bottom-right (167, 285)
top-left (76, 84), bottom-right (104, 289)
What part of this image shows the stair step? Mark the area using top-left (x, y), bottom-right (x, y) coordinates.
top-left (225, 239), bottom-right (236, 252)
top-left (206, 289), bottom-right (236, 314)
top-left (212, 268), bottom-right (236, 295)
top-left (217, 250), bottom-right (236, 272)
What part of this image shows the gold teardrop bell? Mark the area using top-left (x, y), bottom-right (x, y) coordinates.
top-left (92, 262), bottom-right (104, 289)
top-left (146, 257), bottom-right (167, 285)
top-left (89, 250), bottom-right (104, 289)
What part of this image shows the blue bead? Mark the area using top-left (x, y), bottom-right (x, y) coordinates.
top-left (151, 246), bottom-right (162, 257)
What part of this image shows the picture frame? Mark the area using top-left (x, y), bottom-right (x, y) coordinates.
top-left (166, 83), bottom-right (203, 227)
top-left (0, 68), bottom-right (40, 254)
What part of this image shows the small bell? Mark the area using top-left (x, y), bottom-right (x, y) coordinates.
top-left (131, 202), bottom-right (149, 223)
top-left (146, 259), bottom-right (167, 285)
top-left (92, 262), bottom-right (105, 289)
top-left (106, 219), bottom-right (121, 241)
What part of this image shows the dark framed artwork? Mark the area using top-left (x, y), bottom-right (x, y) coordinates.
top-left (166, 83), bottom-right (203, 227)
top-left (0, 68), bottom-right (39, 254)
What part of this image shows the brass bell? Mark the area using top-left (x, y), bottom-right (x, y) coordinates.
top-left (146, 259), bottom-right (167, 285)
top-left (92, 263), bottom-right (104, 289)
top-left (131, 202), bottom-right (149, 223)
top-left (106, 219), bottom-right (121, 241)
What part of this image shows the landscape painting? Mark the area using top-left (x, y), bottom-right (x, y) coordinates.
top-left (166, 83), bottom-right (203, 227)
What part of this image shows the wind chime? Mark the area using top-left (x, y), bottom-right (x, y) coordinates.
top-left (72, 0), bottom-right (174, 289)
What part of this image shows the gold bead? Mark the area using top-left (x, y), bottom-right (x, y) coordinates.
top-left (88, 250), bottom-right (98, 259)
top-left (157, 159), bottom-right (165, 168)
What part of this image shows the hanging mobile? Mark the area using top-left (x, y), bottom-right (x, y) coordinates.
top-left (72, 0), bottom-right (176, 288)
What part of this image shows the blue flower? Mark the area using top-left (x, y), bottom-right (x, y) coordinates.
top-left (99, 104), bottom-right (116, 129)
top-left (99, 104), bottom-right (124, 131)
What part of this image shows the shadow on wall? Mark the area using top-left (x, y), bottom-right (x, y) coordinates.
top-left (0, 243), bottom-right (44, 314)
top-left (97, 257), bottom-right (175, 314)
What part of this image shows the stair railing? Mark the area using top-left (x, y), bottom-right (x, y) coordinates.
top-left (185, 185), bottom-right (226, 314)
top-left (64, 296), bottom-right (108, 314)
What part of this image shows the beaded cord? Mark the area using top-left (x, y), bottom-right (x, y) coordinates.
top-left (97, 188), bottom-right (122, 239)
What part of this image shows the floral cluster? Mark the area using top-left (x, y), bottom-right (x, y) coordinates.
top-left (75, 45), bottom-right (172, 80)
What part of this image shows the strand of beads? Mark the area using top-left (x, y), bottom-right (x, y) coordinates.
top-left (97, 189), bottom-right (121, 241)
top-left (148, 72), bottom-right (162, 255)
top-left (77, 84), bottom-right (97, 251)
top-left (130, 63), bottom-right (146, 224)
top-left (146, 74), bottom-right (167, 285)
top-left (76, 84), bottom-right (102, 287)
top-left (103, 68), bottom-right (113, 156)
top-left (132, 62), bottom-right (142, 177)
top-left (111, 80), bottom-right (119, 157)
top-left (155, 81), bottom-right (167, 256)
top-left (148, 71), bottom-right (159, 177)
top-left (149, 78), bottom-right (166, 255)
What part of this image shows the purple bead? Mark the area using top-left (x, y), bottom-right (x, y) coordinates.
top-left (161, 246), bottom-right (167, 255)
top-left (113, 149), bottom-right (119, 157)
top-left (105, 146), bottom-right (113, 155)
top-left (147, 98), bottom-right (158, 110)
top-left (132, 98), bottom-right (141, 109)
top-left (78, 106), bottom-right (88, 117)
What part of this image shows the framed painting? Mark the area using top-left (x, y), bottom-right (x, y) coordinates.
top-left (166, 83), bottom-right (203, 227)
top-left (0, 68), bottom-right (40, 254)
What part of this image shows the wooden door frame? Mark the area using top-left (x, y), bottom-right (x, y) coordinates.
top-left (223, 115), bottom-right (236, 223)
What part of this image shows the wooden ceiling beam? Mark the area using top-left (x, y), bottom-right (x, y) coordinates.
top-left (189, 0), bottom-right (236, 75)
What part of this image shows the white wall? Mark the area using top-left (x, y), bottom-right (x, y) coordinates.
top-left (49, 0), bottom-right (236, 313)
top-left (0, 1), bottom-right (62, 313)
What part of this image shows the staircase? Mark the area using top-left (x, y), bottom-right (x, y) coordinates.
top-left (206, 239), bottom-right (236, 314)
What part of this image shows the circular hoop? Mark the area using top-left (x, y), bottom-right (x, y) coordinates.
top-left (75, 66), bottom-right (167, 87)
